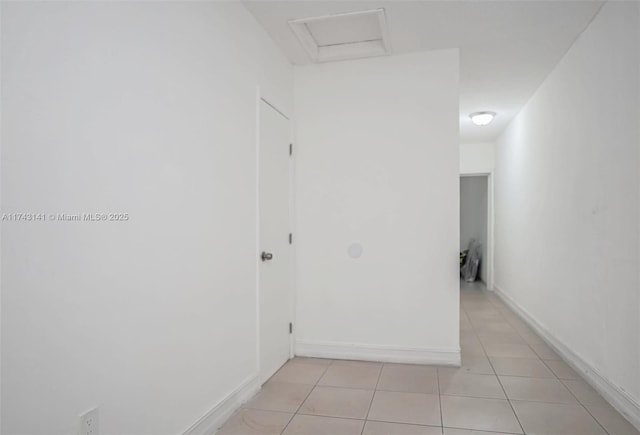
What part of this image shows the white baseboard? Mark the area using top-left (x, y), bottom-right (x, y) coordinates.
top-left (183, 374), bottom-right (260, 435)
top-left (494, 286), bottom-right (640, 431)
top-left (296, 340), bottom-right (461, 366)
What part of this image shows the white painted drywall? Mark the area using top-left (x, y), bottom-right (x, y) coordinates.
top-left (1, 2), bottom-right (292, 434)
top-left (460, 176), bottom-right (488, 281)
top-left (294, 50), bottom-right (460, 359)
top-left (494, 0), bottom-right (640, 411)
top-left (460, 142), bottom-right (494, 174)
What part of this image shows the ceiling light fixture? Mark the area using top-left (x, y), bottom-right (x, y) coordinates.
top-left (470, 111), bottom-right (496, 126)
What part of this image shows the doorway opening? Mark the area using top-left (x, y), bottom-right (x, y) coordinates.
top-left (459, 174), bottom-right (492, 288)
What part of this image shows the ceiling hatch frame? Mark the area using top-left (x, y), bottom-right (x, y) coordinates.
top-left (288, 8), bottom-right (391, 63)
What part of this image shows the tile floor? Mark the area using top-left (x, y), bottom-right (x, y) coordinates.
top-left (218, 281), bottom-right (639, 435)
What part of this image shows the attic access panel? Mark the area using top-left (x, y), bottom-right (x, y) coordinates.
top-left (288, 9), bottom-right (391, 63)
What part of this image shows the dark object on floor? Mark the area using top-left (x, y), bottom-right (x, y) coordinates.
top-left (461, 239), bottom-right (482, 282)
top-left (460, 250), bottom-right (468, 266)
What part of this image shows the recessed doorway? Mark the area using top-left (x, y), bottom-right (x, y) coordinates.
top-left (460, 174), bottom-right (492, 287)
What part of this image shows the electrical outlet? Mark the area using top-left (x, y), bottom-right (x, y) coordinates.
top-left (79, 408), bottom-right (99, 435)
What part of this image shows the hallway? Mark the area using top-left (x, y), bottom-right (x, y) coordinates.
top-left (218, 282), bottom-right (639, 434)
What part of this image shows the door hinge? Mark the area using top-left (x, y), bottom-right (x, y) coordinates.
top-left (289, 143), bottom-right (293, 156)
top-left (289, 233), bottom-right (293, 244)
top-left (289, 322), bottom-right (293, 334)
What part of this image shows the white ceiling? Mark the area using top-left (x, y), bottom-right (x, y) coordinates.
top-left (244, 0), bottom-right (604, 143)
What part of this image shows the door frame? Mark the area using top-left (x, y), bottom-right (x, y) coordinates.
top-left (255, 89), bottom-right (295, 383)
top-left (459, 171), bottom-right (494, 290)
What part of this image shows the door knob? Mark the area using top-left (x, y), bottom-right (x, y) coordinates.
top-left (261, 251), bottom-right (273, 262)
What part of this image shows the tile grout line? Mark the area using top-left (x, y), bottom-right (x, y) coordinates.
top-left (360, 361), bottom-right (384, 435)
top-left (557, 377), bottom-right (612, 435)
top-left (465, 296), bottom-right (527, 435)
top-left (466, 288), bottom-right (613, 435)
top-left (472, 298), bottom-right (527, 434)
top-left (436, 366), bottom-right (445, 434)
top-left (472, 284), bottom-right (613, 434)
top-left (278, 358), bottom-right (334, 434)
top-left (484, 290), bottom-right (612, 435)
top-left (439, 391), bottom-right (585, 404)
top-left (444, 426), bottom-right (522, 435)
top-left (233, 285), bottom-right (620, 435)
top-left (292, 411), bottom-right (443, 427)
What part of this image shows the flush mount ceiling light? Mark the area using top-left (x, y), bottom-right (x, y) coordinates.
top-left (470, 111), bottom-right (496, 126)
top-left (288, 9), bottom-right (391, 63)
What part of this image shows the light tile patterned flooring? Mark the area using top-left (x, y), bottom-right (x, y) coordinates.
top-left (218, 281), bottom-right (639, 434)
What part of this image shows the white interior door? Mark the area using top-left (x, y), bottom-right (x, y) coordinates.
top-left (259, 99), bottom-right (291, 384)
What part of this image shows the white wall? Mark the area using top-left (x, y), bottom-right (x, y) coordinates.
top-left (1, 2), bottom-right (292, 434)
top-left (495, 0), bottom-right (640, 420)
top-left (294, 50), bottom-right (460, 364)
top-left (460, 142), bottom-right (494, 174)
top-left (460, 176), bottom-right (488, 281)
